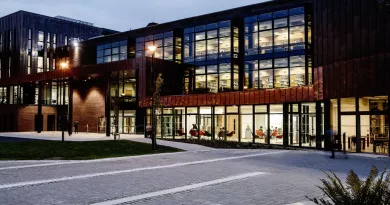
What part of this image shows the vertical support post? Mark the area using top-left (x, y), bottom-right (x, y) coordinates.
top-left (105, 75), bottom-right (111, 137)
top-left (37, 81), bottom-right (43, 133)
top-left (323, 100), bottom-right (331, 151)
top-left (298, 103), bottom-right (302, 147)
top-left (356, 97), bottom-right (361, 153)
top-left (267, 104), bottom-right (271, 145)
top-left (337, 99), bottom-right (341, 151)
top-left (316, 101), bottom-right (322, 149)
top-left (68, 78), bottom-right (73, 136)
top-left (343, 132), bottom-right (347, 155)
top-left (283, 103), bottom-right (289, 146)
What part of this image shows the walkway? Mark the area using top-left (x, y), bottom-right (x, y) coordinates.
top-left (0, 132), bottom-right (213, 151)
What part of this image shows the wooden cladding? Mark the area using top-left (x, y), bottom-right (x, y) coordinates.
top-left (139, 86), bottom-right (316, 108)
top-left (313, 0), bottom-right (390, 99)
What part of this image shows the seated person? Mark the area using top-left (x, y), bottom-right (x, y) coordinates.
top-left (272, 127), bottom-right (279, 137)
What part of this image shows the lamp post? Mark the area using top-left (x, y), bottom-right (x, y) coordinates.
top-left (147, 45), bottom-right (157, 150)
top-left (60, 61), bottom-right (68, 141)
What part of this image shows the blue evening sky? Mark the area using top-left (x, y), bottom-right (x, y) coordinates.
top-left (0, 0), bottom-right (269, 31)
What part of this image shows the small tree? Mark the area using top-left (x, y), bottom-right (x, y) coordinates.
top-left (151, 74), bottom-right (164, 150)
top-left (307, 166), bottom-right (390, 205)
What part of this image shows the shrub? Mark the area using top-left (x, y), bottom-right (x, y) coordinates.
top-left (308, 166), bottom-right (390, 205)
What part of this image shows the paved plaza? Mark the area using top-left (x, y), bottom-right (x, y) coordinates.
top-left (0, 133), bottom-right (389, 205)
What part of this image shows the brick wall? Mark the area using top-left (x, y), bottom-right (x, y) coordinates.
top-left (18, 106), bottom-right (57, 132)
top-left (72, 79), bottom-right (106, 133)
top-left (0, 104), bottom-right (57, 132)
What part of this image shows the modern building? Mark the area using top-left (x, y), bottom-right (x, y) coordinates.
top-left (0, 10), bottom-right (117, 132)
top-left (0, 0), bottom-right (389, 155)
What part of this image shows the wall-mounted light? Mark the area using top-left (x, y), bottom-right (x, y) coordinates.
top-left (60, 62), bottom-right (69, 69)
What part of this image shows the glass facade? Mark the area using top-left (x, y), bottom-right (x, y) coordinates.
top-left (184, 21), bottom-right (239, 93)
top-left (97, 40), bottom-right (128, 64)
top-left (135, 31), bottom-right (178, 62)
top-left (147, 103), bottom-right (324, 148)
top-left (244, 7), bottom-right (310, 90)
top-left (331, 97), bottom-right (389, 155)
top-left (0, 87), bottom-right (7, 104)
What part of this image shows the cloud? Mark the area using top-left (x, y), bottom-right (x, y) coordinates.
top-left (0, 0), bottom-right (269, 31)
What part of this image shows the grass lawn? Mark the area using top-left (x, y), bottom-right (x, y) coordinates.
top-left (0, 140), bottom-right (181, 160)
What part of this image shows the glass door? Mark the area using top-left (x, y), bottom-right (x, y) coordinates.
top-left (226, 115), bottom-right (239, 141)
top-left (361, 114), bottom-right (389, 154)
top-left (341, 115), bottom-right (356, 152)
top-left (162, 116), bottom-right (174, 138)
top-left (289, 114), bottom-right (299, 146)
top-left (123, 116), bottom-right (135, 134)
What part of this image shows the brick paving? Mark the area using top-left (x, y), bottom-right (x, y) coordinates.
top-left (0, 148), bottom-right (388, 205)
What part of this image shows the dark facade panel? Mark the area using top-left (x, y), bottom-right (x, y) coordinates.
top-left (313, 0), bottom-right (390, 99)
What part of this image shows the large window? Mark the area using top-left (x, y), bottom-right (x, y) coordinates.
top-left (184, 21), bottom-right (234, 63)
top-left (97, 40), bottom-right (127, 64)
top-left (245, 55), bottom-right (305, 89)
top-left (136, 31), bottom-right (175, 61)
top-left (37, 56), bottom-right (44, 73)
top-left (186, 21), bottom-right (239, 93)
top-left (38, 31), bottom-right (44, 51)
top-left (27, 29), bottom-right (32, 74)
top-left (244, 7), bottom-right (306, 56)
top-left (0, 87), bottom-right (6, 104)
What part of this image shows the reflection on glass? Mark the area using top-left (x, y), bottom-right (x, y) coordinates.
top-left (290, 15), bottom-right (305, 26)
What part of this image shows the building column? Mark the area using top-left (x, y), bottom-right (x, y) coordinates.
top-left (105, 76), bottom-right (111, 137)
top-left (283, 103), bottom-right (289, 146)
top-left (67, 78), bottom-right (73, 135)
top-left (355, 97), bottom-right (361, 153)
top-left (37, 81), bottom-right (43, 133)
top-left (315, 101), bottom-right (322, 149)
top-left (323, 100), bottom-right (331, 151)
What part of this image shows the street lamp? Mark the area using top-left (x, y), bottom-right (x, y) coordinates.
top-left (147, 45), bottom-right (157, 150)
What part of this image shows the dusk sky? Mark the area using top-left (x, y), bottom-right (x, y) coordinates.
top-left (0, 0), bottom-right (270, 31)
